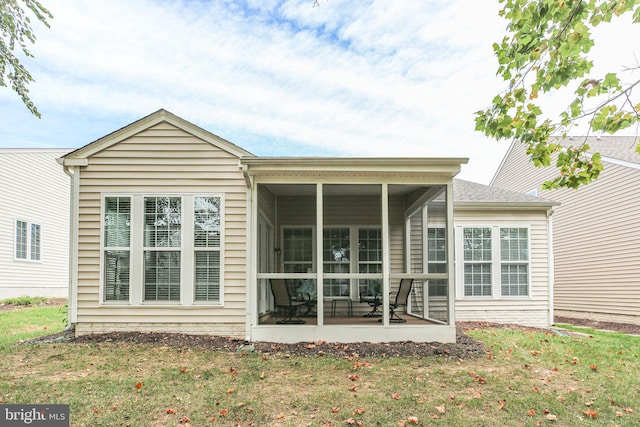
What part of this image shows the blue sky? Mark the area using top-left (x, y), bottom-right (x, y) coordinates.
top-left (1, 0), bottom-right (637, 183)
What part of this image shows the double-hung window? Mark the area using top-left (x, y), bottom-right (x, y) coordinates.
top-left (463, 227), bottom-right (492, 296)
top-left (102, 194), bottom-right (223, 304)
top-left (15, 220), bottom-right (41, 261)
top-left (458, 226), bottom-right (530, 298)
top-left (500, 228), bottom-right (529, 296)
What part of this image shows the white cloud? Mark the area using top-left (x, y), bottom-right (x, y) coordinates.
top-left (4, 0), bottom-right (632, 184)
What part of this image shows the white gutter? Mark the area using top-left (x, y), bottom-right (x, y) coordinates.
top-left (59, 163), bottom-right (79, 328)
top-left (547, 208), bottom-right (555, 327)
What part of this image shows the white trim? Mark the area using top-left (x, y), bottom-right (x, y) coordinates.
top-left (547, 209), bottom-right (555, 326)
top-left (446, 182), bottom-right (455, 324)
top-left (381, 183), bottom-right (390, 325)
top-left (316, 183), bottom-right (324, 325)
top-left (69, 166), bottom-right (80, 324)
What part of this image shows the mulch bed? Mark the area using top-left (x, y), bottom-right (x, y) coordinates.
top-left (12, 299), bottom-right (640, 359)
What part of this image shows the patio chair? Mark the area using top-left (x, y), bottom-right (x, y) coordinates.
top-left (269, 279), bottom-right (307, 324)
top-left (388, 278), bottom-right (414, 323)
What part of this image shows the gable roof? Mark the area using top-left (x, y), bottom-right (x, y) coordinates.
top-left (61, 109), bottom-right (253, 166)
top-left (453, 179), bottom-right (558, 209)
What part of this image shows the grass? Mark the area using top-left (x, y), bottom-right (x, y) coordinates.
top-left (0, 308), bottom-right (638, 426)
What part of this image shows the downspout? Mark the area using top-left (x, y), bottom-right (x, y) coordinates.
top-left (60, 164), bottom-right (79, 330)
top-left (241, 162), bottom-right (253, 342)
top-left (547, 208), bottom-right (555, 327)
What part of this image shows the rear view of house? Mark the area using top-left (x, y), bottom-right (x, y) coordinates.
top-left (492, 137), bottom-right (640, 325)
top-left (0, 149), bottom-right (70, 299)
top-left (59, 110), bottom-right (556, 343)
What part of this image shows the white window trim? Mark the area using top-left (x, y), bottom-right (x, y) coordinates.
top-left (455, 225), bottom-right (532, 300)
top-left (100, 193), bottom-right (225, 306)
top-left (13, 218), bottom-right (42, 262)
top-left (280, 225), bottom-right (383, 300)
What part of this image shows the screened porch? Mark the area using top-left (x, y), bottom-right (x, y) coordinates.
top-left (242, 158), bottom-right (463, 343)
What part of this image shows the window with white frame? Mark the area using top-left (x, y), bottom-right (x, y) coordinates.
top-left (500, 228), bottom-right (529, 296)
top-left (15, 220), bottom-right (41, 261)
top-left (144, 196), bottom-right (182, 301)
top-left (282, 228), bottom-right (314, 273)
top-left (194, 196), bottom-right (222, 301)
top-left (102, 194), bottom-right (223, 304)
top-left (104, 197), bottom-right (131, 301)
top-left (463, 227), bottom-right (493, 296)
top-left (458, 226), bottom-right (530, 298)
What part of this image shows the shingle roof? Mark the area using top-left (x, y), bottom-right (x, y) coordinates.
top-left (557, 136), bottom-right (640, 164)
top-left (453, 179), bottom-right (558, 207)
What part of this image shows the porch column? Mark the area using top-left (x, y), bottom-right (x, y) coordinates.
top-left (446, 182), bottom-right (455, 325)
top-left (316, 183), bottom-right (324, 326)
top-left (381, 183), bottom-right (390, 325)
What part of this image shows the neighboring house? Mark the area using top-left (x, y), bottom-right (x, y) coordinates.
top-left (59, 110), bottom-right (556, 343)
top-left (0, 149), bottom-right (70, 299)
top-left (492, 137), bottom-right (640, 325)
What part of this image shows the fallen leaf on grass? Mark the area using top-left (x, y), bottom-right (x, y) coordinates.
top-left (275, 413), bottom-right (285, 419)
top-left (546, 414), bottom-right (557, 421)
top-left (347, 374), bottom-right (359, 381)
top-left (624, 407), bottom-right (633, 414)
top-left (527, 409), bottom-right (535, 416)
top-left (332, 407), bottom-right (340, 413)
top-left (582, 409), bottom-right (597, 419)
top-left (219, 409), bottom-right (228, 416)
top-left (589, 365), bottom-right (598, 371)
top-left (435, 405), bottom-right (445, 414)
top-left (353, 407), bottom-right (365, 415)
top-left (135, 382), bottom-right (143, 390)
top-left (260, 371), bottom-right (265, 379)
top-left (391, 393), bottom-right (401, 400)
top-left (407, 415), bottom-right (419, 424)
top-left (348, 385), bottom-right (357, 392)
top-left (166, 409), bottom-right (176, 414)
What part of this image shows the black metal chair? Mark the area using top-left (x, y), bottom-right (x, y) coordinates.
top-left (388, 278), bottom-right (414, 323)
top-left (360, 290), bottom-right (382, 317)
top-left (269, 279), bottom-right (306, 324)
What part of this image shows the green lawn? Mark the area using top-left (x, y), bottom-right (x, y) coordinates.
top-left (0, 306), bottom-right (638, 426)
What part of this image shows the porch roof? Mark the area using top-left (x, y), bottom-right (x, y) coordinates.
top-left (240, 156), bottom-right (468, 177)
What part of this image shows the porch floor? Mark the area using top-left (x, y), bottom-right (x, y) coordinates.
top-left (260, 313), bottom-right (442, 326)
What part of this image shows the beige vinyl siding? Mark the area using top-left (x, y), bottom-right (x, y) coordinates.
top-left (453, 209), bottom-right (551, 328)
top-left (0, 150), bottom-right (70, 298)
top-left (493, 142), bottom-right (640, 325)
top-left (74, 122), bottom-right (247, 336)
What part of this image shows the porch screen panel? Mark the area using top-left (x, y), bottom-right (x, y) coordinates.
top-left (104, 197), bottom-right (131, 301)
top-left (425, 189), bottom-right (448, 322)
top-left (144, 197), bottom-right (182, 301)
top-left (408, 210), bottom-right (424, 316)
top-left (194, 196), bottom-right (221, 302)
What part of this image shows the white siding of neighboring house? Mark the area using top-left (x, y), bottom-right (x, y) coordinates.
top-left (0, 149), bottom-right (70, 299)
top-left (72, 122), bottom-right (248, 336)
top-left (492, 142), bottom-right (640, 325)
top-left (453, 208), bottom-right (552, 328)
